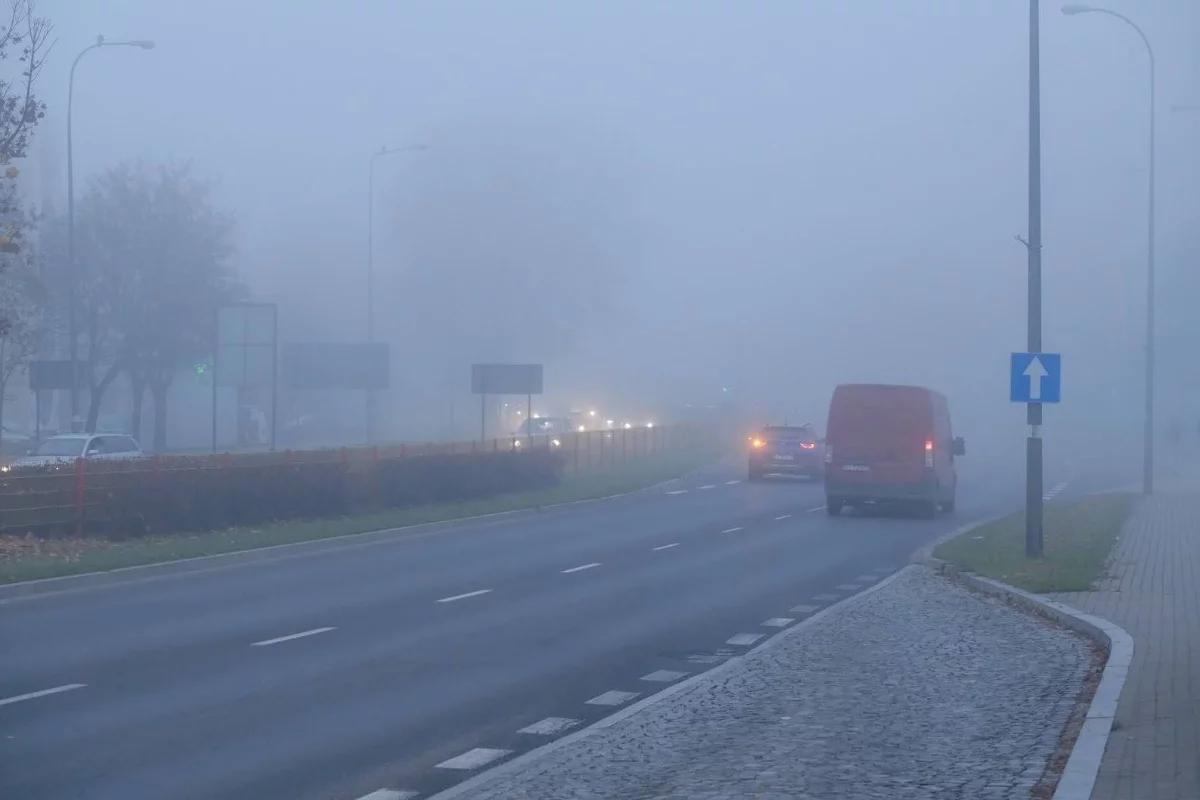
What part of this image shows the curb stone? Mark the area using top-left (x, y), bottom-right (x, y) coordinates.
top-left (916, 518), bottom-right (1133, 800)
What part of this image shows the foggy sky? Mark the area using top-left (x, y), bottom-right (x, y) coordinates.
top-left (26, 1), bottom-right (1200, 445)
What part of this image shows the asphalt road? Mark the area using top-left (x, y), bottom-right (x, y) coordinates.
top-left (0, 449), bottom-right (1126, 800)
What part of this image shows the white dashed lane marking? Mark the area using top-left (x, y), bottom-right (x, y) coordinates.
top-left (652, 542), bottom-right (680, 551)
top-left (251, 627), bottom-right (335, 647)
top-left (641, 670), bottom-right (689, 683)
top-left (0, 683), bottom-right (86, 707)
top-left (725, 479), bottom-right (741, 485)
top-left (720, 526), bottom-right (744, 534)
top-left (561, 562), bottom-right (602, 574)
top-left (726, 632), bottom-right (765, 646)
top-left (698, 484), bottom-right (716, 490)
top-left (587, 690), bottom-right (640, 706)
top-left (666, 489), bottom-right (689, 495)
top-left (806, 505), bottom-right (826, 513)
top-left (518, 717), bottom-right (581, 735)
top-left (436, 748), bottom-right (512, 770)
top-left (774, 514), bottom-right (792, 521)
top-left (761, 617), bottom-right (794, 628)
top-left (355, 790), bottom-right (418, 800)
top-left (789, 604), bottom-right (819, 614)
top-left (437, 589), bottom-right (492, 604)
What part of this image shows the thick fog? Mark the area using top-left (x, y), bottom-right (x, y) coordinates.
top-left (22, 1), bottom-right (1200, 463)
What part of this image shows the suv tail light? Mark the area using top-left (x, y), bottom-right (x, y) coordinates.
top-left (800, 441), bottom-right (816, 450)
top-left (924, 439), bottom-right (934, 468)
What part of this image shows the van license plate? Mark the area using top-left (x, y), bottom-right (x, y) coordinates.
top-left (773, 455), bottom-right (794, 461)
top-left (842, 464), bottom-right (869, 472)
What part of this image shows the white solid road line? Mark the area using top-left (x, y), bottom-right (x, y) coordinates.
top-left (355, 790), bottom-right (418, 800)
top-left (561, 562), bottom-right (601, 574)
top-left (518, 717), bottom-right (582, 735)
top-left (721, 526), bottom-right (744, 534)
top-left (641, 669), bottom-right (689, 683)
top-left (436, 588), bottom-right (493, 604)
top-left (725, 479), bottom-right (741, 485)
top-left (666, 489), bottom-right (689, 495)
top-left (806, 505), bottom-right (827, 513)
top-left (726, 632), bottom-right (765, 646)
top-left (586, 690), bottom-right (640, 706)
top-left (761, 617), bottom-right (794, 628)
top-left (774, 514), bottom-right (792, 521)
top-left (652, 542), bottom-right (680, 551)
top-left (0, 683), bottom-right (86, 708)
top-left (436, 748), bottom-right (512, 770)
top-left (251, 627), bottom-right (335, 647)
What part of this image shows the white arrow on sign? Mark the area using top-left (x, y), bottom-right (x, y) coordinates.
top-left (1023, 356), bottom-right (1049, 401)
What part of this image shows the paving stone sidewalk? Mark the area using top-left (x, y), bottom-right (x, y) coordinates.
top-left (449, 567), bottom-right (1094, 800)
top-left (1050, 489), bottom-right (1200, 800)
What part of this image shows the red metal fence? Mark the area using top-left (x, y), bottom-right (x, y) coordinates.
top-left (0, 425), bottom-right (699, 537)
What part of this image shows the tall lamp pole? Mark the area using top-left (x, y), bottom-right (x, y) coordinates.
top-left (365, 144), bottom-right (425, 442)
top-left (1024, 0), bottom-right (1045, 557)
top-left (67, 35), bottom-right (155, 431)
top-left (1062, 4), bottom-right (1157, 495)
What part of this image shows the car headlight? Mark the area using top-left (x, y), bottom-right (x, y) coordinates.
top-left (551, 438), bottom-right (562, 447)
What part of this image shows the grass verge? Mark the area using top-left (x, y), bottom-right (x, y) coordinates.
top-left (0, 447), bottom-right (716, 585)
top-left (933, 492), bottom-right (1136, 593)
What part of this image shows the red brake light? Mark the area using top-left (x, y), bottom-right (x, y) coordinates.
top-left (924, 439), bottom-right (934, 468)
top-left (800, 441), bottom-right (816, 450)
top-left (924, 439), bottom-right (934, 451)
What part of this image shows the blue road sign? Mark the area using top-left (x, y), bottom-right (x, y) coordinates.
top-left (1010, 353), bottom-right (1061, 403)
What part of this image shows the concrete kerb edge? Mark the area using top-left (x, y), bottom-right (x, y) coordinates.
top-left (426, 564), bottom-right (917, 800)
top-left (915, 518), bottom-right (1133, 800)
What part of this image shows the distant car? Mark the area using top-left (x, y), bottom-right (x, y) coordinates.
top-left (747, 424), bottom-right (824, 481)
top-left (515, 417), bottom-right (572, 447)
top-left (823, 384), bottom-right (964, 517)
top-left (6, 433), bottom-right (145, 470)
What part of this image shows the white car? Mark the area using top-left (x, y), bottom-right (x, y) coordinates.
top-left (6, 433), bottom-right (144, 469)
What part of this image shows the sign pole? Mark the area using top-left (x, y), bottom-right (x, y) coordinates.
top-left (1025, 0), bottom-right (1044, 558)
top-left (526, 393), bottom-right (532, 447)
top-left (480, 393), bottom-right (486, 443)
top-left (212, 308), bottom-right (219, 453)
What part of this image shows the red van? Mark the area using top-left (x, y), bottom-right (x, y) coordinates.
top-left (823, 384), bottom-right (964, 516)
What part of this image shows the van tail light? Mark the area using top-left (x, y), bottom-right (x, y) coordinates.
top-left (800, 441), bottom-right (816, 450)
top-left (924, 439), bottom-right (934, 468)
top-left (824, 445), bottom-right (833, 464)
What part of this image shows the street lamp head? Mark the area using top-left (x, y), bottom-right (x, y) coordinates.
top-left (1061, 4), bottom-right (1095, 15)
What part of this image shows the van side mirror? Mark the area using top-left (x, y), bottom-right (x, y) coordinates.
top-left (952, 437), bottom-right (966, 456)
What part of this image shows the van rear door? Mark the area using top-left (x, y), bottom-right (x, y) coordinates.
top-left (827, 385), bottom-right (933, 487)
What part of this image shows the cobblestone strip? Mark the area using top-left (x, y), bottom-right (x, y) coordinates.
top-left (432, 566), bottom-right (1093, 800)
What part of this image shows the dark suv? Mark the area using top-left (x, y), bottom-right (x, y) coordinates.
top-left (748, 424), bottom-right (824, 481)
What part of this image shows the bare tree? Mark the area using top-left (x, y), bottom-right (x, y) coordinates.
top-left (0, 253), bottom-right (42, 441)
top-left (0, 0), bottom-right (50, 168)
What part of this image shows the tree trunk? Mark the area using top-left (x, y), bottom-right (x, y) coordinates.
top-left (151, 380), bottom-right (169, 452)
top-left (130, 371), bottom-right (146, 442)
top-left (86, 362), bottom-right (122, 433)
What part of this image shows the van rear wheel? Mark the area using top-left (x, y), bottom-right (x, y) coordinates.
top-left (826, 498), bottom-right (844, 516)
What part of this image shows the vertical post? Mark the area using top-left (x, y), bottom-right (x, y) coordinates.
top-left (480, 393), bottom-right (486, 443)
top-left (270, 304), bottom-right (278, 452)
top-left (1025, 0), bottom-right (1044, 558)
top-left (34, 390), bottom-right (41, 444)
top-left (1143, 51), bottom-right (1156, 495)
top-left (526, 393), bottom-right (532, 447)
top-left (212, 308), bottom-right (219, 453)
top-left (366, 152), bottom-right (376, 444)
top-left (573, 431), bottom-right (579, 473)
top-left (622, 427), bottom-right (628, 463)
top-left (73, 455), bottom-right (86, 537)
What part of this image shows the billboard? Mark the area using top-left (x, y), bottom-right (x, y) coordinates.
top-left (471, 363), bottom-right (543, 395)
top-left (216, 303), bottom-right (277, 388)
top-left (283, 342), bottom-right (390, 390)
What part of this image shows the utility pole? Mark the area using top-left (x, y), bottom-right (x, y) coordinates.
top-left (1024, 0), bottom-right (1044, 557)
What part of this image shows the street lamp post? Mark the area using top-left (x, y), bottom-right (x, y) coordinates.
top-left (67, 35), bottom-right (155, 431)
top-left (1062, 4), bottom-right (1157, 495)
top-left (365, 144), bottom-right (426, 442)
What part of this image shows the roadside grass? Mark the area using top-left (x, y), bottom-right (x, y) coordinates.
top-left (0, 447), bottom-right (716, 584)
top-left (933, 492), bottom-right (1136, 593)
